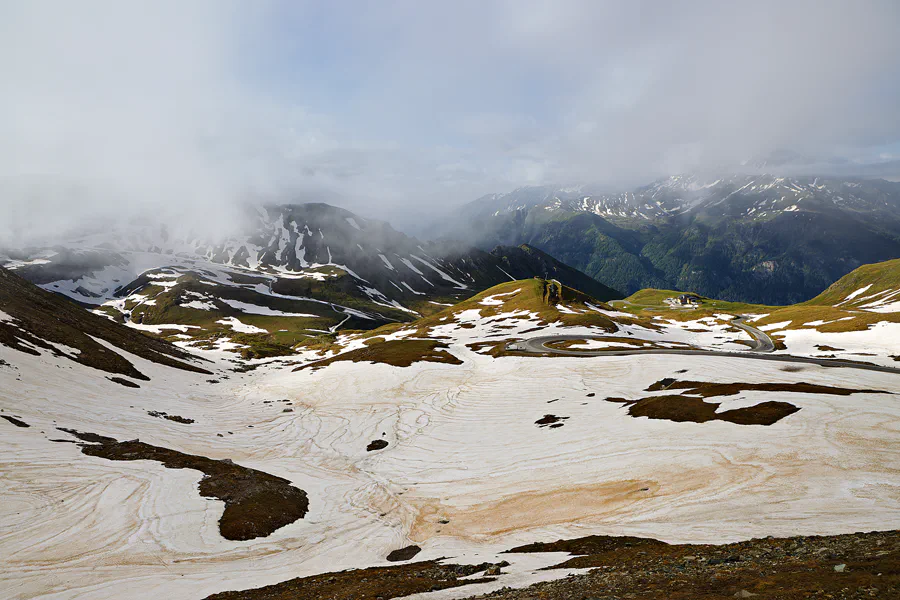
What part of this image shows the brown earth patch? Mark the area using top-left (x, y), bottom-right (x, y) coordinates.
top-left (518, 326), bottom-right (544, 334)
top-left (474, 530), bottom-right (900, 600)
top-left (465, 339), bottom-right (556, 359)
top-left (108, 376), bottom-right (141, 388)
top-left (615, 379), bottom-right (843, 424)
top-left (1, 414), bottom-right (30, 428)
top-left (645, 379), bottom-right (889, 398)
top-left (147, 410), bottom-right (194, 424)
top-left (625, 395), bottom-right (800, 425)
top-left (646, 377), bottom-right (677, 391)
top-left (59, 428), bottom-right (308, 540)
top-left (466, 339), bottom-right (517, 357)
top-left (386, 545), bottom-right (421, 561)
top-left (204, 560), bottom-right (496, 600)
top-left (296, 339), bottom-right (462, 371)
top-left (816, 344), bottom-right (845, 352)
top-left (535, 414), bottom-right (569, 428)
top-left (507, 534), bottom-right (668, 555)
top-left (604, 397), bottom-right (630, 403)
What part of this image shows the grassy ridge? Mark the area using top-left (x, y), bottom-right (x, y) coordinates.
top-left (805, 257), bottom-right (900, 306)
top-left (615, 258), bottom-right (900, 333)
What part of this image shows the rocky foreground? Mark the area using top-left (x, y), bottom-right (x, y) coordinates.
top-left (203, 530), bottom-right (898, 599)
top-left (463, 530), bottom-right (899, 600)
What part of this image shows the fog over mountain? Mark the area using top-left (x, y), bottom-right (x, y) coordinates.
top-left (2, 0), bottom-right (900, 243)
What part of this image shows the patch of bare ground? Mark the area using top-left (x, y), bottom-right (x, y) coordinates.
top-left (296, 339), bottom-right (462, 371)
top-left (203, 560), bottom-right (497, 600)
top-left (608, 379), bottom-right (892, 426)
top-left (817, 344), bottom-right (845, 352)
top-left (644, 379), bottom-right (890, 398)
top-left (366, 439), bottom-right (389, 451)
top-left (466, 339), bottom-right (551, 359)
top-left (1, 414), bottom-right (30, 428)
top-left (535, 414), bottom-right (569, 428)
top-left (465, 530), bottom-right (899, 600)
top-left (386, 544), bottom-right (421, 561)
top-left (107, 376), bottom-right (140, 388)
top-left (59, 428), bottom-right (308, 540)
top-left (466, 339), bottom-right (518, 357)
top-left (619, 395), bottom-right (800, 425)
top-left (507, 535), bottom-right (668, 555)
top-left (147, 410), bottom-right (194, 424)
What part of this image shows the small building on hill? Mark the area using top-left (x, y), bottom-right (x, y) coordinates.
top-left (677, 294), bottom-right (701, 306)
top-left (665, 293), bottom-right (702, 307)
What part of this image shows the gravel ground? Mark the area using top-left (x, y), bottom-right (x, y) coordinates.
top-left (460, 530), bottom-right (899, 600)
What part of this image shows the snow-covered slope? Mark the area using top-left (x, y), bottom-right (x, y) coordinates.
top-left (2, 273), bottom-right (899, 599)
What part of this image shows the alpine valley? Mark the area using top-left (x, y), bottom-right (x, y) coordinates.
top-left (6, 3), bottom-right (900, 598)
top-left (2, 181), bottom-right (900, 599)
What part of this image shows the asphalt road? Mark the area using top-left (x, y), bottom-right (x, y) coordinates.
top-left (514, 334), bottom-right (900, 375)
top-left (731, 316), bottom-right (775, 352)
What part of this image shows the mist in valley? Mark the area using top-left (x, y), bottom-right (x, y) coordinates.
top-left (3, 0), bottom-right (900, 246)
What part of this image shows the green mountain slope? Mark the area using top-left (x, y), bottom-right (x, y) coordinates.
top-left (0, 266), bottom-right (210, 379)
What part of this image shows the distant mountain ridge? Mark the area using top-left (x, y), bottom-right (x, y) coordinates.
top-left (458, 174), bottom-right (900, 227)
top-left (436, 174), bottom-right (900, 305)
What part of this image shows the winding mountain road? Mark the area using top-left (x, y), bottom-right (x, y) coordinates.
top-left (731, 316), bottom-right (775, 352)
top-left (514, 330), bottom-right (900, 375)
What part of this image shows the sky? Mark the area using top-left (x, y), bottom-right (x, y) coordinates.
top-left (2, 0), bottom-right (900, 242)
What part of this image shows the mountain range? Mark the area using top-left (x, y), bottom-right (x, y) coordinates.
top-left (434, 173), bottom-right (900, 305)
top-left (1, 203), bottom-right (619, 357)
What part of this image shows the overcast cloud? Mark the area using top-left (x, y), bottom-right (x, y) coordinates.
top-left (2, 0), bottom-right (900, 243)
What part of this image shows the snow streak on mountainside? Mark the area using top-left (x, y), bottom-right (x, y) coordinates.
top-left (465, 174), bottom-right (900, 225)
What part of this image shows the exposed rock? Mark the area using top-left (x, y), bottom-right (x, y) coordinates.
top-left (367, 439), bottom-right (389, 451)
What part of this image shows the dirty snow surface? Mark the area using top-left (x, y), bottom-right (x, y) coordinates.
top-left (2, 312), bottom-right (900, 599)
